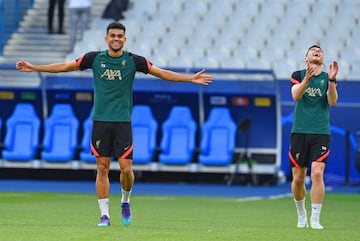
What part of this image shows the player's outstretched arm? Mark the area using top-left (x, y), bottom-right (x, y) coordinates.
top-left (149, 65), bottom-right (214, 85)
top-left (16, 59), bottom-right (79, 73)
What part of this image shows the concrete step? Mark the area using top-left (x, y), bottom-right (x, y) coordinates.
top-left (10, 32), bottom-right (69, 40)
top-left (1, 56), bottom-right (65, 64)
top-left (23, 6), bottom-right (106, 25)
top-left (4, 49), bottom-right (66, 57)
top-left (7, 40), bottom-right (69, 48)
top-left (4, 44), bottom-right (69, 53)
top-left (18, 27), bottom-right (58, 34)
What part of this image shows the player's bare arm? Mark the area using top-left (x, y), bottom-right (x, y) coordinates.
top-left (149, 65), bottom-right (214, 85)
top-left (16, 59), bottom-right (79, 73)
top-left (291, 64), bottom-right (316, 101)
top-left (327, 61), bottom-right (339, 106)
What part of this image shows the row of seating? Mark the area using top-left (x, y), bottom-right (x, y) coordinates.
top-left (1, 103), bottom-right (77, 162)
top-left (133, 105), bottom-right (237, 166)
top-left (0, 103), bottom-right (238, 166)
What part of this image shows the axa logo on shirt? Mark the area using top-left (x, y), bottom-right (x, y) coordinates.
top-left (305, 87), bottom-right (322, 97)
top-left (100, 69), bottom-right (122, 80)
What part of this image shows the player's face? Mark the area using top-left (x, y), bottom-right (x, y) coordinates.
top-left (105, 28), bottom-right (126, 52)
top-left (305, 47), bottom-right (324, 65)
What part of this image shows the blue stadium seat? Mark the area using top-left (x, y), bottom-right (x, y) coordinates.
top-left (2, 103), bottom-right (40, 161)
top-left (198, 107), bottom-right (236, 166)
top-left (132, 105), bottom-right (158, 164)
top-left (159, 106), bottom-right (197, 165)
top-left (79, 110), bottom-right (95, 163)
top-left (41, 104), bottom-right (79, 162)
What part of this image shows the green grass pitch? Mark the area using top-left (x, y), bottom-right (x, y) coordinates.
top-left (0, 192), bottom-right (359, 241)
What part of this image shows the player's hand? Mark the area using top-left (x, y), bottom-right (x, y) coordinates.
top-left (304, 64), bottom-right (316, 83)
top-left (192, 69), bottom-right (214, 85)
top-left (306, 64), bottom-right (316, 77)
top-left (328, 61), bottom-right (338, 80)
top-left (16, 59), bottom-right (34, 72)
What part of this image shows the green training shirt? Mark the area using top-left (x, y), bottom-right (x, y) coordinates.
top-left (290, 69), bottom-right (330, 134)
top-left (77, 50), bottom-right (151, 122)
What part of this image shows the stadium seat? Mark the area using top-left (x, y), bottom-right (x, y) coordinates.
top-left (2, 103), bottom-right (40, 161)
top-left (79, 110), bottom-right (95, 163)
top-left (132, 105), bottom-right (158, 164)
top-left (159, 106), bottom-right (197, 165)
top-left (198, 107), bottom-right (236, 166)
top-left (41, 104), bottom-right (79, 162)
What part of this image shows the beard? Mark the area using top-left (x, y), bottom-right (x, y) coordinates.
top-left (307, 57), bottom-right (323, 65)
top-left (109, 41), bottom-right (123, 53)
top-left (311, 59), bottom-right (323, 65)
top-left (110, 46), bottom-right (122, 53)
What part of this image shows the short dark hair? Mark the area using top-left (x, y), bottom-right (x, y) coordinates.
top-left (106, 22), bottom-right (126, 33)
top-left (306, 45), bottom-right (322, 56)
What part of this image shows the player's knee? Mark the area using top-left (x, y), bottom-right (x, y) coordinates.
top-left (293, 176), bottom-right (305, 186)
top-left (311, 169), bottom-right (323, 182)
top-left (120, 165), bottom-right (133, 175)
top-left (292, 170), bottom-right (306, 184)
top-left (97, 163), bottom-right (110, 175)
